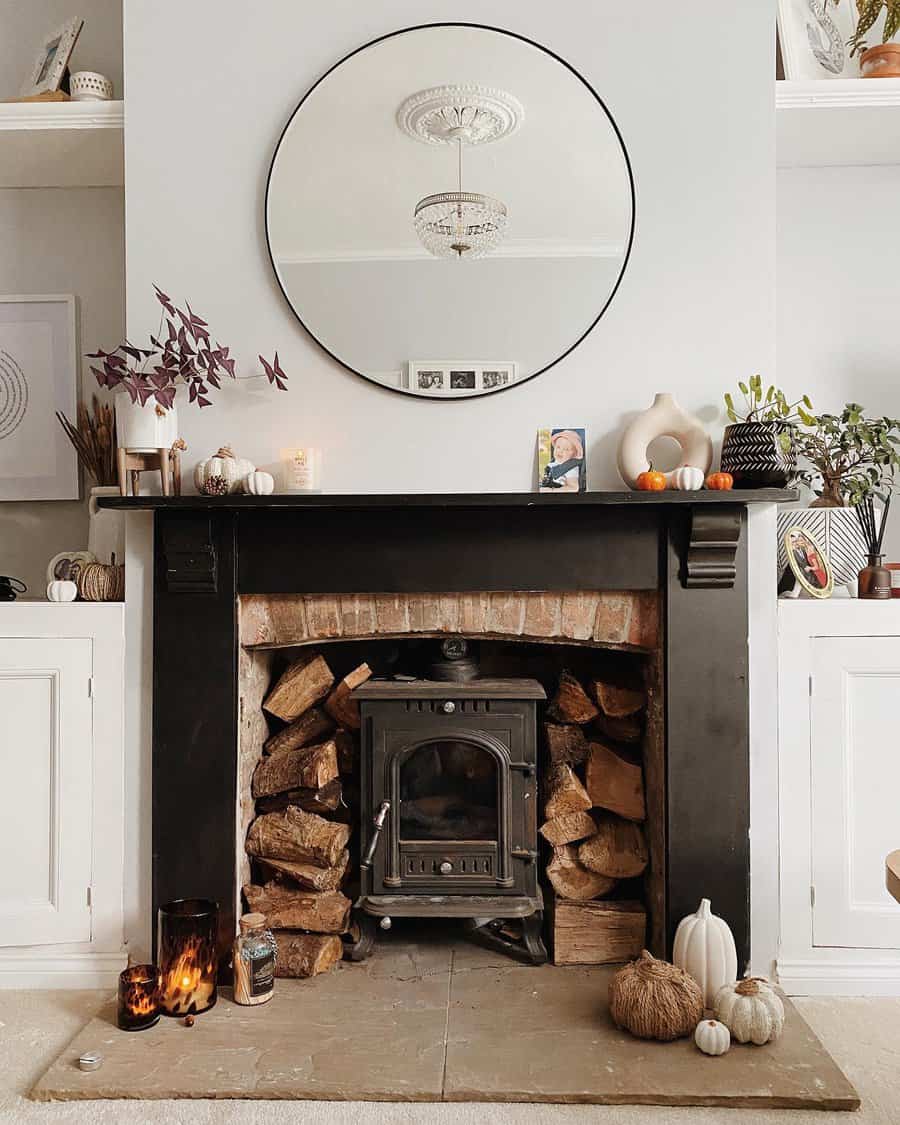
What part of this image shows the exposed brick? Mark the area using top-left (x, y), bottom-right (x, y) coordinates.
top-left (303, 596), bottom-right (342, 639)
top-left (593, 593), bottom-right (631, 645)
top-left (436, 595), bottom-right (460, 632)
top-left (627, 591), bottom-right (660, 650)
top-left (523, 593), bottom-right (562, 638)
top-left (561, 592), bottom-right (601, 641)
top-left (458, 593), bottom-right (490, 634)
top-left (263, 595), bottom-right (308, 647)
top-left (239, 595), bottom-right (274, 647)
top-left (339, 595), bottom-right (377, 637)
top-left (374, 595), bottom-right (409, 634)
top-left (487, 593), bottom-right (526, 635)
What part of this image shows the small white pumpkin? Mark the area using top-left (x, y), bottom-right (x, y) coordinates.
top-left (714, 978), bottom-right (784, 1045)
top-left (194, 446), bottom-right (254, 495)
top-left (694, 1019), bottom-right (730, 1056)
top-left (669, 465), bottom-right (705, 491)
top-left (243, 470), bottom-right (274, 495)
top-left (673, 897), bottom-right (738, 1008)
top-left (47, 579), bottom-right (78, 602)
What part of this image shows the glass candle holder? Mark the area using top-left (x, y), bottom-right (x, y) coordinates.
top-left (117, 964), bottom-right (160, 1031)
top-left (157, 898), bottom-right (219, 1016)
top-left (281, 447), bottom-right (321, 493)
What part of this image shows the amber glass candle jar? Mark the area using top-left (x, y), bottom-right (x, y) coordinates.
top-left (117, 964), bottom-right (160, 1031)
top-left (157, 898), bottom-right (219, 1016)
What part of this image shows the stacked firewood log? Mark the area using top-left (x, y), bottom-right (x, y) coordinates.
top-left (242, 651), bottom-right (369, 978)
top-left (540, 672), bottom-right (648, 965)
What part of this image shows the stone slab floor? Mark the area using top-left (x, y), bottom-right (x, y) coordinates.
top-left (2, 944), bottom-right (899, 1124)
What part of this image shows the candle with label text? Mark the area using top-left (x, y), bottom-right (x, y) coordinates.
top-left (281, 447), bottom-right (321, 493)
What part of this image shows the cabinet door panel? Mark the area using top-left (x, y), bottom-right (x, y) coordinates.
top-left (0, 638), bottom-right (92, 946)
top-left (811, 636), bottom-right (900, 949)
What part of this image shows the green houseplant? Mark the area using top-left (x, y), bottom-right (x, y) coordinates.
top-left (720, 376), bottom-right (810, 487)
top-left (847, 0), bottom-right (900, 76)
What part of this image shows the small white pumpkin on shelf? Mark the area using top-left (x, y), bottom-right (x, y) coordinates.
top-left (194, 446), bottom-right (254, 495)
top-left (243, 470), bottom-right (275, 496)
top-left (694, 1018), bottom-right (730, 1056)
top-left (714, 978), bottom-right (784, 1045)
top-left (669, 465), bottom-right (705, 491)
top-left (673, 897), bottom-right (738, 1008)
top-left (47, 579), bottom-right (78, 602)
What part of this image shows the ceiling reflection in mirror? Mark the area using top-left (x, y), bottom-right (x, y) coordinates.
top-left (266, 25), bottom-right (634, 399)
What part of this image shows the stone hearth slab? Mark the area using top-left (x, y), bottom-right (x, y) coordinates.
top-left (32, 936), bottom-right (858, 1108)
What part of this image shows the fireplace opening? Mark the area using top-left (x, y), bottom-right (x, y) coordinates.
top-left (399, 741), bottom-right (499, 842)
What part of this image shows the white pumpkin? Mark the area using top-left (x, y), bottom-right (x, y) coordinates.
top-left (47, 579), bottom-right (78, 602)
top-left (194, 446), bottom-right (254, 495)
top-left (714, 978), bottom-right (784, 1045)
top-left (694, 1019), bottom-right (730, 1056)
top-left (243, 470), bottom-right (274, 496)
top-left (673, 897), bottom-right (738, 1007)
top-left (669, 465), bottom-right (705, 491)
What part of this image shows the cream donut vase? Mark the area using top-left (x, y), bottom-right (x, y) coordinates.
top-left (714, 978), bottom-right (784, 1045)
top-left (673, 897), bottom-right (738, 1008)
top-left (617, 393), bottom-right (712, 489)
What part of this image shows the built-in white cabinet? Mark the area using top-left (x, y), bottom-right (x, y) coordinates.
top-left (779, 603), bottom-right (900, 995)
top-left (0, 604), bottom-right (126, 987)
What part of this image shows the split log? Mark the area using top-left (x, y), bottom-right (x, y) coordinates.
top-left (546, 844), bottom-right (616, 901)
top-left (586, 742), bottom-right (646, 822)
top-left (273, 932), bottom-right (343, 978)
top-left (545, 723), bottom-right (590, 766)
top-left (544, 764), bottom-right (591, 819)
top-left (551, 899), bottom-right (646, 965)
top-left (323, 663), bottom-right (372, 730)
top-left (254, 777), bottom-right (342, 817)
top-left (592, 680), bottom-right (646, 718)
top-left (264, 707), bottom-right (333, 757)
top-left (252, 739), bottom-right (339, 799)
top-left (243, 882), bottom-right (350, 933)
top-left (547, 672), bottom-right (599, 725)
top-left (257, 850), bottom-right (349, 893)
top-left (593, 712), bottom-right (643, 744)
top-left (246, 806), bottom-right (350, 868)
top-left (539, 810), bottom-right (597, 847)
top-left (263, 653), bottom-right (334, 722)
top-left (577, 812), bottom-right (648, 879)
top-left (334, 729), bottom-right (356, 774)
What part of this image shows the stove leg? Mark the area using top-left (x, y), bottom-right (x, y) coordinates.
top-left (344, 909), bottom-right (378, 962)
top-left (466, 912), bottom-right (548, 965)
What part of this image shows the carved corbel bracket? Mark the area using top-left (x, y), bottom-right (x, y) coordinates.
top-left (159, 514), bottom-right (218, 594)
top-left (684, 506), bottom-right (742, 588)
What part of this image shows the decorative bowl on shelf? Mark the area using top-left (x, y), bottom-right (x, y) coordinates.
top-left (69, 72), bottom-right (114, 101)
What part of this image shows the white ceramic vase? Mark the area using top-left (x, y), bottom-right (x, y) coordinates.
top-left (88, 485), bottom-right (126, 565)
top-left (115, 393), bottom-right (178, 452)
top-left (617, 393), bottom-right (712, 489)
top-left (673, 898), bottom-right (738, 1008)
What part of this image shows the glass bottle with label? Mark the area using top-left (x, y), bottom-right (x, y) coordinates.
top-left (233, 913), bottom-right (277, 1005)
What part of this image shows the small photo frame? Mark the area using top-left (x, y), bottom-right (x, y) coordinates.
top-left (20, 18), bottom-right (84, 97)
top-left (537, 428), bottom-right (587, 493)
top-left (407, 360), bottom-right (517, 397)
top-left (782, 525), bottom-right (834, 598)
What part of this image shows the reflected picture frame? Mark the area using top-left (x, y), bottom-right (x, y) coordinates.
top-left (407, 360), bottom-right (518, 397)
top-left (776, 0), bottom-right (863, 80)
top-left (21, 18), bottom-right (84, 97)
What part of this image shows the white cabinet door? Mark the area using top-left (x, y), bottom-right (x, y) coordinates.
top-left (811, 636), bottom-right (900, 949)
top-left (0, 638), bottom-right (92, 945)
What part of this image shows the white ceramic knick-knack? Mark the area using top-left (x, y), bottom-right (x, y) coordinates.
top-left (694, 1018), bottom-right (730, 1056)
top-left (47, 580), bottom-right (78, 602)
top-left (673, 898), bottom-right (738, 1008)
top-left (617, 394), bottom-right (712, 489)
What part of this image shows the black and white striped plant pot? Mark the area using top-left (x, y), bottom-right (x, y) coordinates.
top-left (777, 508), bottom-right (869, 590)
top-left (720, 421), bottom-right (795, 487)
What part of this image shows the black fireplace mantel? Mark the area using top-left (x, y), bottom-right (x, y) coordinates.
top-left (104, 489), bottom-right (794, 974)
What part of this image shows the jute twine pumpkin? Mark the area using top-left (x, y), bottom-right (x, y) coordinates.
top-left (609, 949), bottom-right (704, 1041)
top-left (78, 556), bottom-right (125, 601)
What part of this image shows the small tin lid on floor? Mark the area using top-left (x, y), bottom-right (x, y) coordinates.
top-left (78, 1051), bottom-right (103, 1072)
top-left (354, 677), bottom-right (546, 700)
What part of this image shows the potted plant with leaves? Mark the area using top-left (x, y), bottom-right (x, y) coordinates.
top-left (89, 285), bottom-right (288, 452)
top-left (778, 403), bottom-right (900, 593)
top-left (720, 376), bottom-right (810, 487)
top-left (848, 0), bottom-right (900, 77)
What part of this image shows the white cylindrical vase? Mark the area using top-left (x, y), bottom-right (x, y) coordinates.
top-left (115, 394), bottom-right (178, 453)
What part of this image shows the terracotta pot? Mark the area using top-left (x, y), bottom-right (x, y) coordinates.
top-left (860, 43), bottom-right (900, 78)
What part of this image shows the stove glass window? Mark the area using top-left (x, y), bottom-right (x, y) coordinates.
top-left (399, 740), bottom-right (498, 841)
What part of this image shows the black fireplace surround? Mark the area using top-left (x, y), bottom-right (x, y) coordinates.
top-left (101, 489), bottom-right (793, 975)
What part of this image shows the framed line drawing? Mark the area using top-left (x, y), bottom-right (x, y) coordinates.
top-left (0, 295), bottom-right (79, 501)
top-left (20, 18), bottom-right (84, 97)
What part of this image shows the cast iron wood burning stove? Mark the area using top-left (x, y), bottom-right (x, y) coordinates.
top-left (350, 649), bottom-right (547, 963)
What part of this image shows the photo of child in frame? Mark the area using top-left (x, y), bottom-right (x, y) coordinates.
top-left (781, 526), bottom-right (833, 598)
top-left (537, 428), bottom-right (587, 493)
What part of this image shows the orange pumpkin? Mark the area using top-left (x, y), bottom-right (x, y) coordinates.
top-left (636, 467), bottom-right (667, 492)
top-left (705, 472), bottom-right (734, 491)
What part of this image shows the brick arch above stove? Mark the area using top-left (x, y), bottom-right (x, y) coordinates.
top-left (239, 590), bottom-right (659, 653)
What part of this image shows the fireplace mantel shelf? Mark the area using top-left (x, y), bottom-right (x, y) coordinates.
top-left (98, 489), bottom-right (796, 511)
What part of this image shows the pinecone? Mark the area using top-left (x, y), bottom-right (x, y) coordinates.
top-left (201, 474), bottom-right (228, 497)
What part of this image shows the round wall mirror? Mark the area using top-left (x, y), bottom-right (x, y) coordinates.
top-left (266, 24), bottom-right (634, 399)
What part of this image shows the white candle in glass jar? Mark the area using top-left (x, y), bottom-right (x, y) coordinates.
top-left (281, 447), bottom-right (321, 492)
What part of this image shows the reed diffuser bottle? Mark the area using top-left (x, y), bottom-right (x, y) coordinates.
top-left (856, 495), bottom-right (892, 600)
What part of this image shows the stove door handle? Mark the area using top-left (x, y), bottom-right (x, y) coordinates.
top-left (360, 800), bottom-right (391, 869)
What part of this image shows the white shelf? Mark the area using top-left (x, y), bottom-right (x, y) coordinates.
top-left (0, 100), bottom-right (124, 188)
top-left (777, 79), bottom-right (900, 168)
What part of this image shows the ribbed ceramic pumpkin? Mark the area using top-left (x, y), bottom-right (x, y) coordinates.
top-left (673, 898), bottom-right (738, 1007)
top-left (243, 470), bottom-right (274, 495)
top-left (47, 579), bottom-right (78, 602)
top-left (714, 978), bottom-right (784, 1045)
top-left (694, 1018), bottom-right (730, 1056)
top-left (608, 950), bottom-right (703, 1041)
top-left (194, 446), bottom-right (254, 495)
top-left (670, 465), bottom-right (705, 491)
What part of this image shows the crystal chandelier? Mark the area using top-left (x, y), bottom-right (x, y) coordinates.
top-left (413, 139), bottom-right (508, 259)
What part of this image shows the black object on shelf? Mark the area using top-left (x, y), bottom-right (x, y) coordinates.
top-left (0, 576), bottom-right (26, 601)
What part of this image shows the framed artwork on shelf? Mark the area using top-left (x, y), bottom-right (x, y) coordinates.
top-left (406, 360), bottom-right (518, 397)
top-left (20, 18), bottom-right (84, 98)
top-left (537, 428), bottom-right (587, 494)
top-left (777, 0), bottom-right (862, 79)
top-left (0, 295), bottom-right (79, 501)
